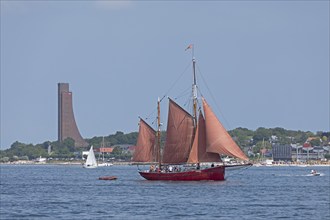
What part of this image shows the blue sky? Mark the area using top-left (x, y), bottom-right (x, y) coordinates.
top-left (1, 1), bottom-right (329, 149)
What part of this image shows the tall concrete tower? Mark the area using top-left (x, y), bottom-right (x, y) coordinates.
top-left (58, 83), bottom-right (88, 147)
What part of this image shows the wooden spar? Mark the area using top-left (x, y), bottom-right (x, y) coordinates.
top-left (157, 98), bottom-right (162, 169)
top-left (192, 57), bottom-right (198, 129)
top-left (187, 44), bottom-right (197, 128)
top-left (190, 57), bottom-right (198, 161)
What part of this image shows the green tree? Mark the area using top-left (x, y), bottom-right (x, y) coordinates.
top-left (322, 136), bottom-right (328, 145)
top-left (62, 138), bottom-right (75, 152)
top-left (87, 136), bottom-right (103, 148)
top-left (271, 127), bottom-right (286, 137)
top-left (0, 157), bottom-right (9, 162)
top-left (112, 146), bottom-right (122, 156)
top-left (229, 127), bottom-right (253, 148)
top-left (310, 138), bottom-right (321, 147)
top-left (253, 127), bottom-right (271, 144)
top-left (19, 156), bottom-right (29, 160)
top-left (253, 140), bottom-right (272, 154)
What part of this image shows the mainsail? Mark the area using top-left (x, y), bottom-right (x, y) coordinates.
top-left (132, 119), bottom-right (157, 163)
top-left (187, 111), bottom-right (222, 163)
top-left (134, 97), bottom-right (248, 164)
top-left (202, 98), bottom-right (249, 161)
top-left (162, 99), bottom-right (194, 164)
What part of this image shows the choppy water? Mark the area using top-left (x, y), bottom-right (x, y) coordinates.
top-left (0, 164), bottom-right (329, 220)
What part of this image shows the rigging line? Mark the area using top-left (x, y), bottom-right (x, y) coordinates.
top-left (143, 110), bottom-right (158, 131)
top-left (144, 60), bottom-right (191, 123)
top-left (196, 86), bottom-right (203, 112)
top-left (174, 86), bottom-right (191, 101)
top-left (183, 97), bottom-right (192, 110)
top-left (176, 87), bottom-right (194, 114)
top-left (162, 60), bottom-right (191, 99)
top-left (144, 109), bottom-right (157, 122)
top-left (150, 117), bottom-right (158, 127)
top-left (195, 64), bottom-right (233, 130)
top-left (225, 165), bottom-right (252, 178)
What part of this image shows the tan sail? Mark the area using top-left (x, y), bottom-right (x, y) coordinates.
top-left (162, 99), bottom-right (194, 164)
top-left (188, 111), bottom-right (222, 163)
top-left (202, 98), bottom-right (249, 161)
top-left (132, 118), bottom-right (157, 163)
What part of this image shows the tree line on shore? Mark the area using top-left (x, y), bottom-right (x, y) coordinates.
top-left (1, 128), bottom-right (329, 162)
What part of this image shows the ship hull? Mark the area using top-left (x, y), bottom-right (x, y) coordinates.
top-left (139, 165), bottom-right (225, 181)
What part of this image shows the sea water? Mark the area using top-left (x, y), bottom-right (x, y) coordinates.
top-left (0, 165), bottom-right (329, 220)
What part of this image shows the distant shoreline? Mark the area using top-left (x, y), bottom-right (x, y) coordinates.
top-left (0, 161), bottom-right (132, 166)
top-left (1, 161), bottom-right (329, 167)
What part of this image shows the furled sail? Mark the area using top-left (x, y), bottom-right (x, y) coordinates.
top-left (187, 111), bottom-right (222, 163)
top-left (202, 98), bottom-right (249, 161)
top-left (162, 99), bottom-right (194, 164)
top-left (132, 118), bottom-right (157, 163)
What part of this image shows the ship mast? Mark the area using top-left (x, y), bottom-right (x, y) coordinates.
top-left (157, 97), bottom-right (162, 169)
top-left (192, 57), bottom-right (198, 129)
top-left (186, 44), bottom-right (198, 127)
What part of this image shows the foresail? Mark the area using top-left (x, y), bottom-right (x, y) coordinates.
top-left (162, 98), bottom-right (194, 164)
top-left (187, 111), bottom-right (222, 163)
top-left (202, 98), bottom-right (249, 161)
top-left (132, 119), bottom-right (157, 163)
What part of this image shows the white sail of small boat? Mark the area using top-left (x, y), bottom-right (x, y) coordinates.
top-left (83, 146), bottom-right (98, 168)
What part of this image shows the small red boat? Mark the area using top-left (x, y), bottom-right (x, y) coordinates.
top-left (98, 176), bottom-right (117, 180)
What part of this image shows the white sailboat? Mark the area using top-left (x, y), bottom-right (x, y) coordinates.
top-left (83, 146), bottom-right (98, 168)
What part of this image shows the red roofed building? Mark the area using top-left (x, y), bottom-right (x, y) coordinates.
top-left (96, 147), bottom-right (114, 153)
top-left (303, 142), bottom-right (311, 148)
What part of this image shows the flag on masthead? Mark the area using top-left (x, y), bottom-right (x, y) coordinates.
top-left (185, 44), bottom-right (193, 51)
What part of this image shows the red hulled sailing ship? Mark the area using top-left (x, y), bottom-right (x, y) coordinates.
top-left (132, 46), bottom-right (251, 181)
